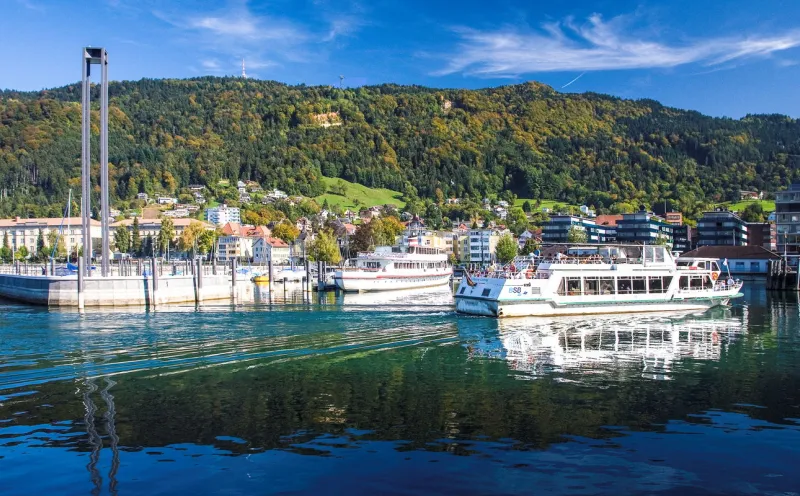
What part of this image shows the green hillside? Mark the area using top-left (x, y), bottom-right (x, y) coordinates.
top-left (714, 199), bottom-right (776, 213)
top-left (315, 177), bottom-right (405, 211)
top-left (1, 77), bottom-right (800, 221)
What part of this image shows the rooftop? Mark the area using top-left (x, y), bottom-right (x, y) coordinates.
top-left (681, 245), bottom-right (781, 260)
top-left (0, 217), bottom-right (101, 227)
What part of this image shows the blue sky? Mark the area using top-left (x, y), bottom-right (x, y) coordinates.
top-left (2, 0), bottom-right (800, 118)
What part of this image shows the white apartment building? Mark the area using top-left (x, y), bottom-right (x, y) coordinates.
top-left (253, 237), bottom-right (290, 264)
top-left (205, 205), bottom-right (241, 226)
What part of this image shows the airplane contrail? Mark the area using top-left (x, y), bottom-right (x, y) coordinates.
top-left (561, 72), bottom-right (586, 89)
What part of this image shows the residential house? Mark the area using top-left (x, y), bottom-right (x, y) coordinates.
top-left (253, 237), bottom-right (290, 264)
top-left (266, 188), bottom-right (288, 200)
top-left (162, 209), bottom-right (189, 218)
top-left (215, 223), bottom-right (271, 262)
top-left (296, 217), bottom-right (312, 233)
top-left (188, 184), bottom-right (205, 192)
top-left (136, 193), bottom-right (149, 202)
top-left (579, 205), bottom-right (596, 217)
top-left (494, 206), bottom-right (508, 220)
top-left (157, 196), bottom-right (178, 205)
top-left (175, 204), bottom-right (200, 213)
top-left (739, 190), bottom-right (763, 201)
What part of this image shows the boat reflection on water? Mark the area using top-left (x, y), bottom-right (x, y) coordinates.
top-left (460, 307), bottom-right (745, 380)
top-left (338, 285), bottom-right (455, 311)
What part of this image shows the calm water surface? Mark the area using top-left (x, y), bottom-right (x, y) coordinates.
top-left (1, 286), bottom-right (800, 495)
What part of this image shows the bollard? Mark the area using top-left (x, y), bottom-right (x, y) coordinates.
top-left (268, 259), bottom-right (274, 293)
top-left (49, 258), bottom-right (55, 277)
top-left (196, 258), bottom-right (203, 303)
top-left (15, 260), bottom-right (20, 275)
top-left (231, 259), bottom-right (237, 301)
top-left (151, 257), bottom-right (159, 308)
top-left (77, 257), bottom-right (85, 310)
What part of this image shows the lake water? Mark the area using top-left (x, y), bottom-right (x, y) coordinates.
top-left (1, 286), bottom-right (800, 495)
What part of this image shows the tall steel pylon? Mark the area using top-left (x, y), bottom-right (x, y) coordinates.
top-left (81, 47), bottom-right (110, 277)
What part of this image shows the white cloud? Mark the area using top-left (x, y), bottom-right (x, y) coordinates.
top-left (436, 14), bottom-right (800, 77)
top-left (201, 59), bottom-right (221, 71)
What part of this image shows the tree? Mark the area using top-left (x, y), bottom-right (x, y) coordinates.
top-left (448, 253), bottom-right (457, 265)
top-left (495, 234), bottom-right (518, 264)
top-left (47, 230), bottom-right (66, 259)
top-left (520, 238), bottom-right (540, 256)
top-left (143, 235), bottom-right (154, 257)
top-left (567, 225), bottom-right (588, 243)
top-left (350, 222), bottom-right (375, 253)
top-left (15, 246), bottom-right (29, 261)
top-left (114, 226), bottom-right (130, 254)
top-left (307, 230), bottom-right (341, 264)
top-left (179, 221), bottom-right (206, 255)
top-left (131, 217), bottom-right (142, 255)
top-left (35, 229), bottom-right (48, 260)
top-left (740, 202), bottom-right (765, 223)
top-left (506, 208), bottom-right (529, 235)
top-left (158, 216), bottom-right (175, 256)
top-left (198, 229), bottom-right (218, 255)
top-left (522, 200), bottom-right (532, 213)
top-left (372, 216), bottom-right (405, 246)
top-left (1, 232), bottom-right (11, 263)
top-left (272, 222), bottom-right (300, 243)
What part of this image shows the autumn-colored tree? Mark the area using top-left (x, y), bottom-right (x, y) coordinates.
top-left (307, 230), bottom-right (341, 264)
top-left (179, 221), bottom-right (206, 255)
top-left (272, 222), bottom-right (300, 243)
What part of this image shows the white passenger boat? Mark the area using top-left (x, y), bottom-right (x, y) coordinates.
top-left (334, 246), bottom-right (452, 292)
top-left (454, 244), bottom-right (743, 318)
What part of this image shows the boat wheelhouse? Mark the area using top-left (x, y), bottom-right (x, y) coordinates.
top-left (334, 246), bottom-right (452, 292)
top-left (454, 244), bottom-right (743, 318)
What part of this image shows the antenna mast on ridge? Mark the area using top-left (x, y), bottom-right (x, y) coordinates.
top-left (242, 59), bottom-right (247, 79)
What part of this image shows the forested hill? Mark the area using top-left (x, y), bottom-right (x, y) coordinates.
top-left (1, 77), bottom-right (799, 218)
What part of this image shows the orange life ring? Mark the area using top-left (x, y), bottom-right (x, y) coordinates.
top-left (711, 272), bottom-right (718, 281)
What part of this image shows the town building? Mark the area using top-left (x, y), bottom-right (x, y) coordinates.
top-left (157, 196), bottom-right (178, 205)
top-left (136, 193), bottom-right (149, 202)
top-left (253, 237), bottom-right (291, 264)
top-left (665, 212), bottom-right (683, 225)
top-left (615, 211), bottom-right (674, 245)
top-left (739, 190), bottom-right (763, 201)
top-left (215, 223), bottom-right (270, 262)
top-left (0, 217), bottom-right (102, 257)
top-left (775, 183), bottom-right (800, 254)
top-left (400, 230), bottom-right (454, 254)
top-left (109, 218), bottom-right (215, 245)
top-left (672, 225), bottom-right (693, 254)
top-left (455, 229), bottom-right (506, 263)
top-left (205, 205), bottom-right (241, 226)
top-left (541, 215), bottom-right (615, 244)
top-left (747, 222), bottom-right (777, 252)
top-left (680, 245), bottom-right (780, 275)
top-left (162, 209), bottom-right (190, 218)
top-left (697, 210), bottom-right (748, 246)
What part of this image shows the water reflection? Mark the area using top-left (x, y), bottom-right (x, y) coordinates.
top-left (461, 310), bottom-right (745, 380)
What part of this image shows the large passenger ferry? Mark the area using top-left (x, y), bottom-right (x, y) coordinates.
top-left (334, 246), bottom-right (452, 292)
top-left (454, 245), bottom-right (743, 318)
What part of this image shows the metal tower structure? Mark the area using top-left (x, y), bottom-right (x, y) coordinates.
top-left (242, 58), bottom-right (246, 78)
top-left (81, 47), bottom-right (111, 277)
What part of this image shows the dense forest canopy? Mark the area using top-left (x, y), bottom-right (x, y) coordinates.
top-left (1, 77), bottom-right (799, 218)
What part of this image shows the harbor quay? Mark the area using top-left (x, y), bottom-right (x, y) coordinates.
top-left (0, 259), bottom-right (262, 308)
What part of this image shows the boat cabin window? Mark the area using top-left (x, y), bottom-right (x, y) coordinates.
top-left (585, 278), bottom-right (599, 295)
top-left (648, 276), bottom-right (673, 293)
top-left (697, 261), bottom-right (707, 270)
top-left (558, 277), bottom-right (583, 296)
top-left (677, 261), bottom-right (692, 268)
top-left (711, 261), bottom-right (720, 272)
top-left (600, 277), bottom-right (614, 295)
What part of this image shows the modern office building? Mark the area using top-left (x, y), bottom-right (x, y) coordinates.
top-left (615, 211), bottom-right (674, 245)
top-left (697, 210), bottom-right (748, 246)
top-left (672, 225), bottom-right (692, 253)
top-left (205, 205), bottom-right (241, 226)
top-left (747, 222), bottom-right (777, 251)
top-left (775, 183), bottom-right (800, 254)
top-left (541, 215), bottom-right (615, 244)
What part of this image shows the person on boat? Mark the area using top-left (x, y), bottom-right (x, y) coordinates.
top-left (727, 277), bottom-right (735, 288)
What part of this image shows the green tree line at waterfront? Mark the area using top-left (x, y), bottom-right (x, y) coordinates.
top-left (1, 77), bottom-right (799, 218)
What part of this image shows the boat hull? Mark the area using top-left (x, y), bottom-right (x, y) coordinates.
top-left (335, 271), bottom-right (452, 292)
top-left (455, 296), bottom-right (729, 318)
